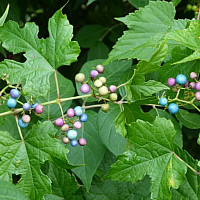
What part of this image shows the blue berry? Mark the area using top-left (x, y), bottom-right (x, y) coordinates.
top-left (31, 103), bottom-right (38, 109)
top-left (176, 74), bottom-right (187, 85)
top-left (80, 113), bottom-right (88, 122)
top-left (23, 103), bottom-right (31, 111)
top-left (6, 98), bottom-right (17, 108)
top-left (70, 139), bottom-right (78, 147)
top-left (10, 89), bottom-right (20, 99)
top-left (18, 118), bottom-right (29, 128)
top-left (67, 130), bottom-right (78, 140)
top-left (168, 103), bottom-right (179, 114)
top-left (74, 106), bottom-right (83, 116)
top-left (159, 97), bottom-right (168, 106)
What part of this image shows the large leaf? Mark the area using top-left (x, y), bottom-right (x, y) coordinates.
top-left (0, 121), bottom-right (72, 200)
top-left (0, 9), bottom-right (80, 97)
top-left (106, 117), bottom-right (188, 200)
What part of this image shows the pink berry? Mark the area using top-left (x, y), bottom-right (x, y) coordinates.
top-left (184, 80), bottom-right (190, 88)
top-left (35, 104), bottom-right (44, 114)
top-left (79, 138), bottom-right (87, 146)
top-left (96, 64), bottom-right (104, 74)
top-left (61, 124), bottom-right (69, 132)
top-left (90, 70), bottom-right (99, 78)
top-left (73, 121), bottom-right (82, 129)
top-left (67, 108), bottom-right (75, 118)
top-left (22, 115), bottom-right (31, 123)
top-left (55, 118), bottom-right (64, 127)
top-left (80, 84), bottom-right (90, 94)
top-left (190, 82), bottom-right (196, 89)
top-left (195, 91), bottom-right (200, 101)
top-left (109, 85), bottom-right (117, 93)
top-left (167, 78), bottom-right (176, 87)
top-left (190, 72), bottom-right (197, 79)
top-left (196, 82), bottom-right (200, 90)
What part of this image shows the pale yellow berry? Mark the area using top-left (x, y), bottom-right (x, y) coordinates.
top-left (101, 104), bottom-right (110, 112)
top-left (99, 77), bottom-right (106, 84)
top-left (62, 136), bottom-right (70, 144)
top-left (94, 79), bottom-right (103, 88)
top-left (98, 86), bottom-right (109, 96)
top-left (109, 93), bottom-right (118, 101)
top-left (75, 73), bottom-right (85, 83)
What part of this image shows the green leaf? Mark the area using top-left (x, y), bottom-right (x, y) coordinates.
top-left (0, 121), bottom-right (72, 200)
top-left (86, 0), bottom-right (97, 6)
top-left (0, 9), bottom-right (80, 97)
top-left (128, 0), bottom-right (149, 8)
top-left (44, 194), bottom-right (63, 200)
top-left (171, 0), bottom-right (182, 7)
top-left (106, 117), bottom-right (187, 200)
top-left (97, 104), bottom-right (127, 156)
top-left (67, 111), bottom-right (106, 191)
top-left (0, 4), bottom-right (9, 26)
top-left (0, 179), bottom-right (28, 200)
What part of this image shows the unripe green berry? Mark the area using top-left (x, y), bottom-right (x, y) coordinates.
top-left (109, 93), bottom-right (118, 101)
top-left (75, 73), bottom-right (85, 83)
top-left (186, 4), bottom-right (192, 11)
top-left (101, 104), bottom-right (110, 112)
top-left (99, 77), bottom-right (106, 84)
top-left (192, 5), bottom-right (197, 11)
top-left (98, 86), bottom-right (109, 96)
top-left (94, 79), bottom-right (103, 88)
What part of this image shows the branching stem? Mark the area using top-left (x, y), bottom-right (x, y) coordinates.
top-left (14, 115), bottom-right (24, 142)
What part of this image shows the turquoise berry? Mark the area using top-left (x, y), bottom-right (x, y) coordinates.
top-left (168, 103), bottom-right (179, 114)
top-left (6, 98), bottom-right (17, 108)
top-left (31, 103), bottom-right (38, 109)
top-left (80, 113), bottom-right (88, 122)
top-left (10, 89), bottom-right (20, 99)
top-left (159, 97), bottom-right (168, 106)
top-left (175, 74), bottom-right (187, 85)
top-left (74, 106), bottom-right (83, 116)
top-left (70, 139), bottom-right (78, 147)
top-left (18, 118), bottom-right (29, 128)
top-left (67, 130), bottom-right (78, 140)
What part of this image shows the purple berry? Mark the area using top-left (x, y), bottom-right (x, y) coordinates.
top-left (67, 108), bottom-right (75, 118)
top-left (80, 84), bottom-right (90, 94)
top-left (96, 64), bottom-right (104, 73)
top-left (196, 82), bottom-right (200, 90)
top-left (109, 85), bottom-right (117, 93)
top-left (73, 121), bottom-right (82, 129)
top-left (190, 82), bottom-right (196, 89)
top-left (55, 118), bottom-right (64, 127)
top-left (23, 103), bottom-right (31, 111)
top-left (35, 104), bottom-right (44, 114)
top-left (79, 138), bottom-right (87, 146)
top-left (22, 115), bottom-right (31, 123)
top-left (195, 91), bottom-right (200, 101)
top-left (167, 78), bottom-right (176, 87)
top-left (184, 80), bottom-right (189, 88)
top-left (90, 70), bottom-right (99, 78)
top-left (190, 72), bottom-right (197, 79)
top-left (10, 89), bottom-right (20, 99)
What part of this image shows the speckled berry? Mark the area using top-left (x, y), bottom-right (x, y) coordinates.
top-left (109, 85), bottom-right (117, 93)
top-left (79, 138), bottom-right (87, 146)
top-left (80, 113), bottom-right (88, 122)
top-left (109, 93), bottom-right (118, 101)
top-left (167, 78), bottom-right (176, 87)
top-left (80, 84), bottom-right (90, 94)
top-left (23, 103), bottom-right (31, 111)
top-left (196, 82), bottom-right (200, 90)
top-left (75, 73), bottom-right (85, 83)
top-left (195, 91), bottom-right (200, 101)
top-left (94, 79), bottom-right (103, 88)
top-left (73, 121), bottom-right (82, 129)
top-left (67, 108), bottom-right (75, 118)
top-left (61, 124), bottom-right (69, 132)
top-left (62, 136), bottom-right (70, 144)
top-left (55, 118), bottom-right (64, 127)
top-left (90, 70), bottom-right (99, 78)
top-left (176, 74), bottom-right (187, 85)
top-left (6, 98), bottom-right (17, 109)
top-left (168, 103), bottom-right (179, 114)
top-left (22, 115), bottom-right (31, 123)
top-left (74, 106), bottom-right (83, 116)
top-left (67, 130), bottom-right (78, 140)
top-left (18, 118), bottom-right (29, 128)
top-left (96, 64), bottom-right (104, 73)
top-left (190, 82), bottom-right (196, 89)
top-left (10, 89), bottom-right (20, 99)
top-left (35, 104), bottom-right (44, 114)
top-left (159, 97), bottom-right (168, 106)
top-left (98, 86), bottom-right (109, 96)
top-left (70, 139), bottom-right (78, 147)
top-left (190, 72), bottom-right (197, 79)
top-left (99, 77), bottom-right (106, 84)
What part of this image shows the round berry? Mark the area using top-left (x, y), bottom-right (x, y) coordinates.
top-left (190, 72), bottom-right (197, 79)
top-left (101, 104), bottom-right (110, 112)
top-left (35, 104), bottom-right (44, 114)
top-left (67, 108), bottom-right (75, 118)
top-left (61, 124), bottom-right (69, 132)
top-left (94, 79), bottom-right (103, 88)
top-left (90, 70), bottom-right (99, 78)
top-left (70, 139), bottom-right (78, 147)
top-left (176, 74), bottom-right (187, 85)
top-left (80, 84), bottom-right (90, 94)
top-left (167, 78), bottom-right (176, 87)
top-left (67, 130), bottom-right (78, 140)
top-left (98, 86), bottom-right (109, 96)
top-left (10, 89), bottom-right (20, 99)
top-left (168, 103), bottom-right (179, 114)
top-left (74, 106), bottom-right (83, 116)
top-left (79, 138), bottom-right (87, 146)
top-left (80, 113), bottom-right (88, 122)
top-left (62, 136), bottom-right (70, 144)
top-left (109, 93), bottom-right (118, 101)
top-left (109, 85), bottom-right (117, 93)
top-left (184, 80), bottom-right (190, 88)
top-left (73, 121), bottom-right (82, 129)
top-left (31, 103), bottom-right (38, 109)
top-left (55, 118), bottom-right (64, 127)
top-left (99, 77), bottom-right (106, 84)
top-left (23, 103), bottom-right (31, 111)
top-left (190, 82), bottom-right (196, 89)
top-left (22, 115), bottom-right (31, 123)
top-left (75, 73), bottom-right (85, 83)
top-left (196, 82), bottom-right (200, 90)
top-left (159, 97), bottom-right (168, 106)
top-left (6, 98), bottom-right (17, 109)
top-left (195, 91), bottom-right (200, 101)
top-left (96, 64), bottom-right (104, 73)
top-left (18, 118), bottom-right (29, 128)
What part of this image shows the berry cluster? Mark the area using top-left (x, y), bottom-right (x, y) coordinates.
top-left (75, 64), bottom-right (118, 112)
top-left (55, 106), bottom-right (87, 147)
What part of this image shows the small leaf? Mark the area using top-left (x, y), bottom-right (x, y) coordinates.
top-left (0, 4), bottom-right (9, 26)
